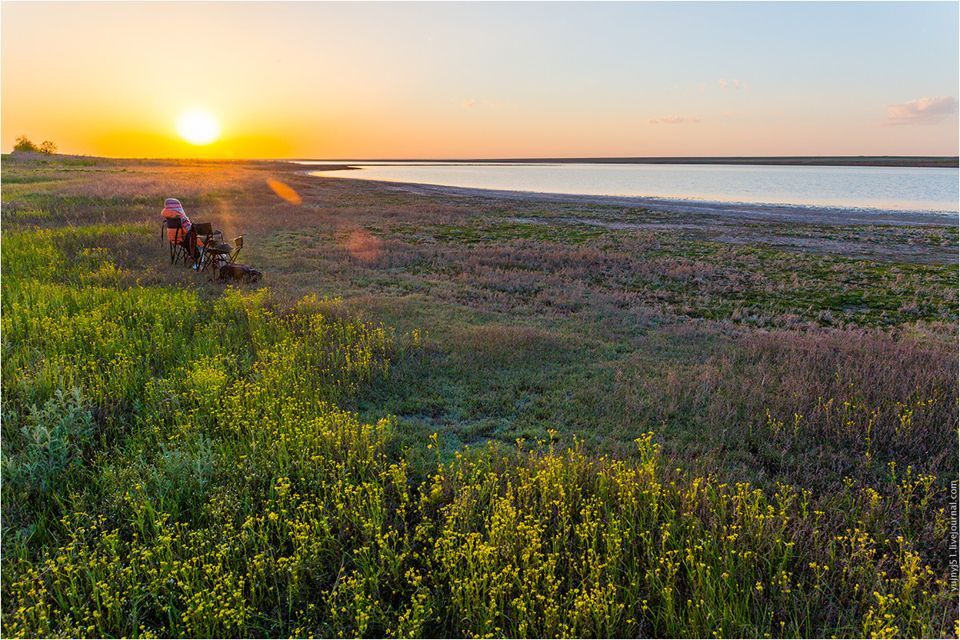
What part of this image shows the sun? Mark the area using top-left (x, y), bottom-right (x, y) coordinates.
top-left (176, 109), bottom-right (221, 145)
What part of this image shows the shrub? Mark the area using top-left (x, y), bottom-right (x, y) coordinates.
top-left (11, 136), bottom-right (56, 154)
top-left (2, 388), bottom-right (96, 493)
top-left (12, 135), bottom-right (38, 153)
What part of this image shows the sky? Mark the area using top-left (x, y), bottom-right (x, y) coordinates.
top-left (2, 1), bottom-right (958, 159)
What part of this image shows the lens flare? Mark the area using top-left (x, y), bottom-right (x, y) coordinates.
top-left (267, 178), bottom-right (303, 205)
top-left (343, 229), bottom-right (382, 263)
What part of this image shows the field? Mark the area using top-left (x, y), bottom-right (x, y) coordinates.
top-left (2, 154), bottom-right (958, 637)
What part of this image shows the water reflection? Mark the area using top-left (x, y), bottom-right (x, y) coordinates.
top-left (307, 162), bottom-right (959, 214)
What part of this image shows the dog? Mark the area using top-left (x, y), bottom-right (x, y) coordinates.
top-left (218, 263), bottom-right (263, 284)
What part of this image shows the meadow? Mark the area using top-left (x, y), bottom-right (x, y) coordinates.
top-left (2, 154), bottom-right (958, 637)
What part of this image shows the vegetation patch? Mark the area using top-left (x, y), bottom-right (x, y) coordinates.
top-left (2, 158), bottom-right (956, 637)
top-left (1, 173), bottom-right (64, 185)
top-left (427, 221), bottom-right (606, 245)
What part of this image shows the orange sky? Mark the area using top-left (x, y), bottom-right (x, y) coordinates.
top-left (2, 2), bottom-right (957, 159)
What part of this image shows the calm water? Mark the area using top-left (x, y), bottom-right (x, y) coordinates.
top-left (305, 162), bottom-right (959, 215)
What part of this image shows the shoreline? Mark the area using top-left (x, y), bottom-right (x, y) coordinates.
top-left (293, 155), bottom-right (960, 168)
top-left (304, 171), bottom-right (959, 227)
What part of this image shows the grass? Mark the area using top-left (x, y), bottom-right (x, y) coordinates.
top-left (1, 155), bottom-right (957, 637)
top-left (426, 220), bottom-right (606, 244)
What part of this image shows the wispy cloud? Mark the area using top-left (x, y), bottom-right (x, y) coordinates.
top-left (461, 99), bottom-right (477, 109)
top-left (649, 116), bottom-right (700, 125)
top-left (719, 78), bottom-right (746, 91)
top-left (886, 96), bottom-right (958, 125)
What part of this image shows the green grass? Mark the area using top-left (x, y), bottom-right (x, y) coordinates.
top-left (372, 221), bottom-right (957, 327)
top-left (1, 157), bottom-right (957, 637)
top-left (0, 174), bottom-right (64, 185)
top-left (426, 221), bottom-right (606, 244)
top-left (2, 223), bottom-right (956, 638)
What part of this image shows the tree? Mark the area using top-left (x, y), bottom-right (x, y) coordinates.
top-left (13, 135), bottom-right (38, 153)
top-left (39, 140), bottom-right (57, 155)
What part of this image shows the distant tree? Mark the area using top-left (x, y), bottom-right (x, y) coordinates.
top-left (39, 140), bottom-right (57, 155)
top-left (13, 135), bottom-right (39, 153)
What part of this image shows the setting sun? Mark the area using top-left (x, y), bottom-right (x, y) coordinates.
top-left (176, 109), bottom-right (220, 146)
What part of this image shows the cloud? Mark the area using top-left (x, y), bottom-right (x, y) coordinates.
top-left (649, 116), bottom-right (700, 125)
top-left (886, 96), bottom-right (958, 125)
top-left (719, 79), bottom-right (745, 91)
top-left (461, 99), bottom-right (477, 109)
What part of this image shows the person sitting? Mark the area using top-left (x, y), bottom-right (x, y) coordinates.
top-left (161, 197), bottom-right (196, 259)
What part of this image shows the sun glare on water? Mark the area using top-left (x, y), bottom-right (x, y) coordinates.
top-left (177, 109), bottom-right (220, 145)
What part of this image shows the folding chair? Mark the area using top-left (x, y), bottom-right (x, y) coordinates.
top-left (191, 222), bottom-right (215, 271)
top-left (190, 222), bottom-right (213, 271)
top-left (228, 236), bottom-right (244, 264)
top-left (199, 234), bottom-right (244, 277)
top-left (164, 217), bottom-right (190, 265)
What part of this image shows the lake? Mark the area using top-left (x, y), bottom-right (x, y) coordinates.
top-left (303, 162), bottom-right (959, 215)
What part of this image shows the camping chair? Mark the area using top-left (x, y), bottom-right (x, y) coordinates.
top-left (164, 217), bottom-right (190, 265)
top-left (199, 234), bottom-right (244, 277)
top-left (191, 222), bottom-right (216, 271)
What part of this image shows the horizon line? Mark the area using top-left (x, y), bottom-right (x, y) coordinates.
top-left (6, 152), bottom-right (958, 168)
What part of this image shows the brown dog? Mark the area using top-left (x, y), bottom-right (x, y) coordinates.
top-left (218, 264), bottom-right (263, 284)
